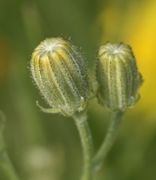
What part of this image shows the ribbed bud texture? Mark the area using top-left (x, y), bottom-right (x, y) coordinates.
top-left (97, 42), bottom-right (143, 111)
top-left (31, 37), bottom-right (89, 116)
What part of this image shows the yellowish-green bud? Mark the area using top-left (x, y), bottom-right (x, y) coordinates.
top-left (31, 37), bottom-right (89, 116)
top-left (96, 42), bottom-right (143, 111)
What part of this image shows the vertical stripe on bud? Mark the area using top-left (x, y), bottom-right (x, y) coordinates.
top-left (31, 37), bottom-right (89, 116)
top-left (96, 42), bottom-right (143, 111)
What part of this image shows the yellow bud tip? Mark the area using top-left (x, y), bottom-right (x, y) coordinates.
top-left (34, 38), bottom-right (67, 57)
top-left (99, 42), bottom-right (132, 57)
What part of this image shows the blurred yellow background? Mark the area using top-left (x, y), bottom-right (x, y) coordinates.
top-left (98, 0), bottom-right (156, 114)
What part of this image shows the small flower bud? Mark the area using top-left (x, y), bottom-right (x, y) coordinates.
top-left (31, 37), bottom-right (89, 116)
top-left (96, 42), bottom-right (143, 111)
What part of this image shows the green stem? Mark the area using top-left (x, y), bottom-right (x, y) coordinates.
top-left (72, 111), bottom-right (94, 180)
top-left (0, 112), bottom-right (19, 180)
top-left (0, 151), bottom-right (19, 180)
top-left (93, 111), bottom-right (123, 172)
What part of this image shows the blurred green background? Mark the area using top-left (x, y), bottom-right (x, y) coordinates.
top-left (0, 0), bottom-right (156, 180)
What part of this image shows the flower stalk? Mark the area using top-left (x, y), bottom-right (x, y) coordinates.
top-left (31, 37), bottom-right (93, 180)
top-left (72, 111), bottom-right (94, 180)
top-left (93, 111), bottom-right (123, 172)
top-left (93, 42), bottom-right (143, 175)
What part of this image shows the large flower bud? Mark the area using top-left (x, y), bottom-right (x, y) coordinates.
top-left (31, 38), bottom-right (89, 116)
top-left (96, 42), bottom-right (143, 111)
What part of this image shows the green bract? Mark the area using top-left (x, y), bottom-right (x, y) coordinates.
top-left (96, 42), bottom-right (143, 111)
top-left (31, 38), bottom-right (89, 116)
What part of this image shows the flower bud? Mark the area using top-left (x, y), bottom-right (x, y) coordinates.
top-left (96, 42), bottom-right (143, 111)
top-left (31, 37), bottom-right (89, 116)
